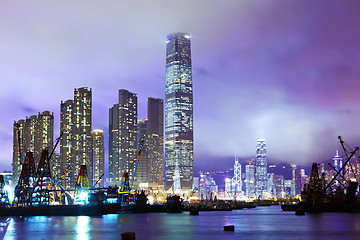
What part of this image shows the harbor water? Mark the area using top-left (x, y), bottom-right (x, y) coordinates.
top-left (2, 205), bottom-right (360, 240)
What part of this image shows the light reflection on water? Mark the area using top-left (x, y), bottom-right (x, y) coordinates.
top-left (2, 206), bottom-right (360, 240)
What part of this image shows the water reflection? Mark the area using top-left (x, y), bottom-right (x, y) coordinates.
top-left (76, 216), bottom-right (90, 240)
top-left (3, 206), bottom-right (360, 240)
top-left (0, 217), bottom-right (10, 240)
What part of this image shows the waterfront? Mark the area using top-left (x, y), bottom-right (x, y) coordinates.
top-left (1, 205), bottom-right (360, 240)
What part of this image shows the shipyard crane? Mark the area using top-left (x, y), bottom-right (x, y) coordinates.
top-left (323, 136), bottom-right (359, 196)
top-left (29, 132), bottom-right (63, 205)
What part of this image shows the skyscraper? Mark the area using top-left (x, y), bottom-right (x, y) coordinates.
top-left (12, 111), bottom-right (54, 183)
top-left (60, 88), bottom-right (92, 188)
top-left (137, 118), bottom-right (149, 184)
top-left (255, 139), bottom-right (267, 198)
top-left (24, 115), bottom-right (37, 160)
top-left (333, 150), bottom-right (343, 171)
top-left (35, 111), bottom-right (54, 165)
top-left (109, 89), bottom-right (137, 185)
top-left (12, 119), bottom-right (25, 184)
top-left (147, 97), bottom-right (164, 186)
top-left (73, 87), bottom-right (92, 185)
top-left (232, 158), bottom-right (242, 193)
top-left (245, 164), bottom-right (255, 198)
top-left (165, 32), bottom-right (194, 190)
top-left (60, 100), bottom-right (74, 188)
top-left (92, 130), bottom-right (105, 187)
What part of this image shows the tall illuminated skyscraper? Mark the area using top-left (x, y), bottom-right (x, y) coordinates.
top-left (255, 139), bottom-right (267, 198)
top-left (109, 89), bottom-right (137, 185)
top-left (165, 32), bottom-right (194, 190)
top-left (60, 88), bottom-right (92, 188)
top-left (232, 158), bottom-right (242, 193)
top-left (92, 130), bottom-right (105, 187)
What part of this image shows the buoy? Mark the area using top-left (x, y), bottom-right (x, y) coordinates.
top-left (224, 225), bottom-right (235, 231)
top-left (121, 232), bottom-right (135, 240)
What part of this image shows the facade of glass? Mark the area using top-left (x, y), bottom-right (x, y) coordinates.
top-left (255, 139), bottom-right (267, 198)
top-left (109, 89), bottom-right (137, 186)
top-left (165, 32), bottom-right (194, 190)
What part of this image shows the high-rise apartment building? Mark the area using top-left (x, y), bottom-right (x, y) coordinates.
top-left (12, 111), bottom-right (54, 183)
top-left (60, 87), bottom-right (92, 188)
top-left (147, 98), bottom-right (164, 186)
top-left (109, 89), bottom-right (137, 185)
top-left (165, 32), bottom-right (194, 190)
top-left (12, 119), bottom-right (25, 184)
top-left (92, 130), bottom-right (105, 187)
top-left (60, 100), bottom-right (73, 188)
top-left (36, 111), bottom-right (54, 165)
top-left (255, 139), bottom-right (267, 198)
top-left (73, 88), bottom-right (92, 185)
top-left (24, 115), bottom-right (37, 160)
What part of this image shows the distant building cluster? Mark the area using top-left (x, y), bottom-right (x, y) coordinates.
top-left (192, 139), bottom-right (358, 200)
top-left (193, 139), bottom-right (300, 200)
top-left (11, 32), bottom-right (194, 193)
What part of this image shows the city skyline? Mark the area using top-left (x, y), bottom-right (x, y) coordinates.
top-left (1, 1), bottom-right (360, 171)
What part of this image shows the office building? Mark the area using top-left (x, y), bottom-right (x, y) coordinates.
top-left (232, 157), bottom-right (242, 193)
top-left (165, 32), bottom-right (194, 190)
top-left (245, 164), bottom-right (255, 198)
top-left (255, 139), bottom-right (267, 198)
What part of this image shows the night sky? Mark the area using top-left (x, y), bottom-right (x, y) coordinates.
top-left (1, 1), bottom-right (360, 172)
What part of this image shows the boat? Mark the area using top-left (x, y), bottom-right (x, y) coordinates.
top-left (166, 195), bottom-right (183, 213)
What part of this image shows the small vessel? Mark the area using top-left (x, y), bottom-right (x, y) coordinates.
top-left (166, 195), bottom-right (183, 213)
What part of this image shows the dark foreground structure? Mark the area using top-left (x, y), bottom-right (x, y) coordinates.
top-left (282, 136), bottom-right (360, 213)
